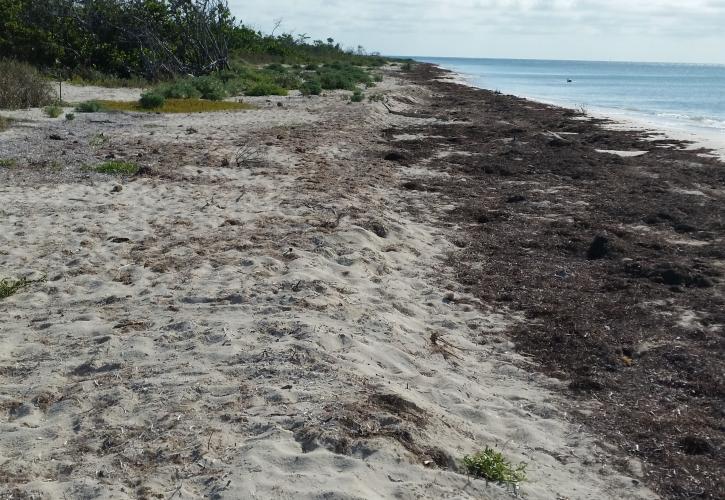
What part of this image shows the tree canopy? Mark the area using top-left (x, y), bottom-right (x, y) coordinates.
top-left (0, 0), bottom-right (383, 79)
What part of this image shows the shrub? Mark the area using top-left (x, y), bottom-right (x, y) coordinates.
top-left (95, 161), bottom-right (139, 175)
top-left (245, 82), bottom-right (288, 96)
top-left (299, 79), bottom-right (322, 96)
top-left (0, 159), bottom-right (17, 167)
top-left (75, 101), bottom-right (103, 113)
top-left (272, 72), bottom-right (302, 89)
top-left (351, 89), bottom-right (364, 102)
top-left (0, 59), bottom-right (54, 109)
top-left (43, 104), bottom-right (63, 118)
top-left (156, 80), bottom-right (202, 99)
top-left (191, 76), bottom-right (227, 100)
top-left (316, 63), bottom-right (372, 91)
top-left (462, 447), bottom-right (527, 486)
top-left (65, 113), bottom-right (75, 121)
top-left (139, 92), bottom-right (165, 109)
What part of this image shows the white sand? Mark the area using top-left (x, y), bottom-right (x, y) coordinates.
top-left (1, 81), bottom-right (656, 499)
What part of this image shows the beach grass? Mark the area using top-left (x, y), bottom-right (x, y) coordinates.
top-left (0, 276), bottom-right (45, 300)
top-left (0, 115), bottom-right (11, 131)
top-left (95, 161), bottom-right (139, 175)
top-left (0, 158), bottom-right (17, 167)
top-left (43, 104), bottom-right (63, 118)
top-left (97, 98), bottom-right (254, 113)
top-left (462, 447), bottom-right (527, 485)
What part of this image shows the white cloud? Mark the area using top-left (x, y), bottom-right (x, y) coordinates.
top-left (228, 0), bottom-right (725, 63)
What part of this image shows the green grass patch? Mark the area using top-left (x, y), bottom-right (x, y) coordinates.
top-left (97, 99), bottom-right (253, 113)
top-left (0, 276), bottom-right (45, 300)
top-left (462, 447), bottom-right (527, 486)
top-left (43, 104), bottom-right (63, 118)
top-left (350, 89), bottom-right (364, 102)
top-left (75, 100), bottom-right (104, 113)
top-left (0, 158), bottom-right (17, 167)
top-left (139, 92), bottom-right (165, 109)
top-left (95, 161), bottom-right (139, 175)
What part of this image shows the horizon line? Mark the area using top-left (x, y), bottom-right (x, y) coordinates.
top-left (394, 55), bottom-right (725, 67)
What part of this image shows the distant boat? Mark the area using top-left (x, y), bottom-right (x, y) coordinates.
top-left (567, 79), bottom-right (573, 83)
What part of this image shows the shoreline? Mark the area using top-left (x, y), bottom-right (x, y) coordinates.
top-left (427, 62), bottom-right (725, 159)
top-left (1, 65), bottom-right (722, 499)
top-left (393, 63), bottom-right (724, 499)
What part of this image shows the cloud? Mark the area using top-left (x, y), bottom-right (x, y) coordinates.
top-left (228, 0), bottom-right (725, 62)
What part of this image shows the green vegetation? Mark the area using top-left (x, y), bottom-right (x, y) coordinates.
top-left (98, 99), bottom-right (252, 114)
top-left (43, 104), bottom-right (63, 118)
top-left (318, 63), bottom-right (372, 90)
top-left (139, 92), bottom-right (165, 109)
top-left (0, 1), bottom-right (388, 81)
top-left (65, 113), bottom-right (75, 121)
top-left (245, 82), bottom-right (288, 97)
top-left (95, 161), bottom-right (139, 175)
top-left (0, 59), bottom-right (54, 109)
top-left (351, 89), bottom-right (364, 102)
top-left (462, 447), bottom-right (527, 486)
top-left (0, 276), bottom-right (45, 300)
top-left (0, 159), bottom-right (17, 167)
top-left (1, 2), bottom-right (394, 105)
top-left (0, 116), bottom-right (11, 132)
top-left (75, 101), bottom-right (104, 113)
top-left (300, 79), bottom-right (322, 96)
top-left (89, 133), bottom-right (106, 147)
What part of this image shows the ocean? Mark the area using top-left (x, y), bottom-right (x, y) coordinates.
top-left (414, 57), bottom-right (725, 147)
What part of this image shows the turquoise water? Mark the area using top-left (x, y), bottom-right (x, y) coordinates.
top-left (415, 57), bottom-right (725, 136)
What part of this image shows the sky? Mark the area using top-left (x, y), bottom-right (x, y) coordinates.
top-left (228, 0), bottom-right (725, 64)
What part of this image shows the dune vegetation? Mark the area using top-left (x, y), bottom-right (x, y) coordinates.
top-left (0, 0), bottom-right (392, 104)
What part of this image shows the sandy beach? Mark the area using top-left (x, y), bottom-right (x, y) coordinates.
top-left (1, 64), bottom-right (722, 499)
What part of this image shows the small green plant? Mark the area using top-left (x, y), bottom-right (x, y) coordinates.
top-left (300, 79), bottom-right (322, 96)
top-left (462, 447), bottom-right (527, 486)
top-left (43, 104), bottom-right (63, 118)
top-left (0, 158), bottom-right (17, 167)
top-left (139, 91), bottom-right (165, 109)
top-left (0, 115), bottom-right (11, 132)
top-left (351, 89), bottom-right (364, 102)
top-left (89, 133), bottom-right (106, 147)
top-left (0, 276), bottom-right (45, 300)
top-left (75, 100), bottom-right (104, 113)
top-left (65, 113), bottom-right (75, 121)
top-left (401, 61), bottom-right (414, 71)
top-left (95, 161), bottom-right (139, 175)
